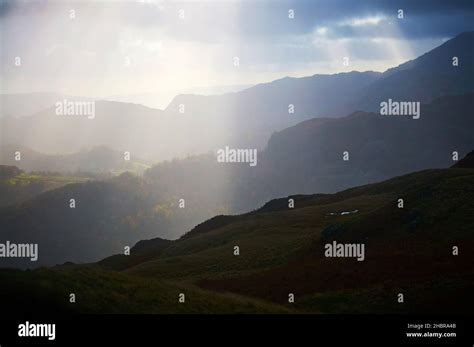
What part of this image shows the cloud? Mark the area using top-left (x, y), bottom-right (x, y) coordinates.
top-left (339, 15), bottom-right (387, 27)
top-left (0, 0), bottom-right (472, 99)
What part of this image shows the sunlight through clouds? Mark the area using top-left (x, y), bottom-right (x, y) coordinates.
top-left (341, 15), bottom-right (387, 27)
top-left (0, 0), bottom-right (471, 106)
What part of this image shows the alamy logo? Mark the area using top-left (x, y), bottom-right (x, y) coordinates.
top-left (18, 321), bottom-right (55, 341)
top-left (380, 99), bottom-right (420, 119)
top-left (325, 241), bottom-right (365, 261)
top-left (0, 241), bottom-right (38, 261)
top-left (55, 99), bottom-right (95, 119)
top-left (217, 146), bottom-right (257, 167)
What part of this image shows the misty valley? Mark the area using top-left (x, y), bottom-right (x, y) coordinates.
top-left (0, 17), bottom-right (473, 319)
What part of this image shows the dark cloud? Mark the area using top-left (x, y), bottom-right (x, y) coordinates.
top-left (124, 0), bottom-right (474, 43)
top-left (232, 0), bottom-right (473, 39)
top-left (2, 0), bottom-right (472, 42)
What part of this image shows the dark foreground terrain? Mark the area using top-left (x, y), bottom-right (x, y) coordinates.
top-left (1, 152), bottom-right (473, 315)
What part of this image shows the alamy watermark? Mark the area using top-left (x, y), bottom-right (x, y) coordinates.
top-left (55, 99), bottom-right (95, 119)
top-left (216, 146), bottom-right (257, 167)
top-left (325, 241), bottom-right (365, 261)
top-left (0, 241), bottom-right (38, 261)
top-left (18, 321), bottom-right (55, 341)
top-left (380, 99), bottom-right (420, 119)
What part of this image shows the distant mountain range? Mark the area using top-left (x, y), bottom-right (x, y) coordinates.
top-left (165, 31), bottom-right (474, 146)
top-left (104, 84), bottom-right (253, 110)
top-left (2, 32), bottom-right (473, 161)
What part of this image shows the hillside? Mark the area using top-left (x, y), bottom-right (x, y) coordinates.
top-left (0, 172), bottom-right (192, 267)
top-left (0, 165), bottom-right (91, 207)
top-left (0, 160), bottom-right (472, 314)
top-left (147, 92), bottom-right (474, 213)
top-left (249, 93), bottom-right (474, 204)
top-left (0, 165), bottom-right (236, 267)
top-left (452, 150), bottom-right (474, 168)
top-left (0, 145), bottom-right (150, 174)
top-left (1, 100), bottom-right (172, 160)
top-left (1, 93), bottom-right (472, 267)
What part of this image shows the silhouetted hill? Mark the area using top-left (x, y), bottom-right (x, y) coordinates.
top-left (247, 93), bottom-right (474, 205)
top-left (98, 237), bottom-right (172, 271)
top-left (452, 150), bottom-right (474, 168)
top-left (354, 31), bottom-right (474, 111)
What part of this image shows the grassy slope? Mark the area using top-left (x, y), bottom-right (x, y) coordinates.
top-left (196, 169), bottom-right (474, 313)
top-left (0, 266), bottom-right (291, 314)
top-left (0, 171), bottom-right (90, 207)
top-left (0, 167), bottom-right (472, 314)
top-left (4, 172), bottom-right (90, 190)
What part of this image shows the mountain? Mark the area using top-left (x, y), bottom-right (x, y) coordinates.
top-left (0, 157), bottom-right (472, 314)
top-left (1, 99), bottom-right (234, 161)
top-left (104, 84), bottom-right (252, 109)
top-left (166, 70), bottom-right (382, 136)
top-left (1, 93), bottom-right (472, 267)
top-left (245, 93), bottom-right (474, 205)
top-left (2, 33), bottom-right (472, 161)
top-left (166, 32), bottom-right (474, 144)
top-left (163, 93), bottom-right (473, 211)
top-left (1, 100), bottom-right (172, 160)
top-left (354, 31), bottom-right (474, 111)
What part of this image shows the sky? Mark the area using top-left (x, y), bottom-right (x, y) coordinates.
top-left (0, 0), bottom-right (473, 108)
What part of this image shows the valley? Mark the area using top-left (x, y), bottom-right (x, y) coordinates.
top-left (0, 155), bottom-right (472, 314)
top-left (0, 91), bottom-right (473, 267)
top-left (0, 30), bottom-right (472, 316)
